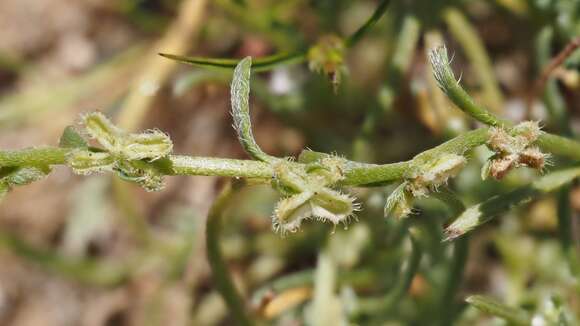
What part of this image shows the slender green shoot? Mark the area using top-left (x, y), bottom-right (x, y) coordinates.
top-left (466, 295), bottom-right (532, 325)
top-left (345, 0), bottom-right (392, 47)
top-left (206, 182), bottom-right (255, 326)
top-left (428, 46), bottom-right (505, 127)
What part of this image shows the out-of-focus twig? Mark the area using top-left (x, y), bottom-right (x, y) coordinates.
top-left (206, 182), bottom-right (255, 326)
top-left (117, 0), bottom-right (208, 131)
top-left (531, 36), bottom-right (580, 106)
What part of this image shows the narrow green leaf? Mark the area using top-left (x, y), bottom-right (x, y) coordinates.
top-left (59, 126), bottom-right (88, 149)
top-left (428, 46), bottom-right (505, 127)
top-left (231, 57), bottom-right (273, 162)
top-left (159, 52), bottom-right (306, 72)
top-left (466, 295), bottom-right (531, 325)
top-left (445, 166), bottom-right (580, 240)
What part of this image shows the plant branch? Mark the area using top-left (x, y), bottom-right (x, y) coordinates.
top-left (206, 182), bottom-right (255, 326)
top-left (345, 0), bottom-right (392, 47)
top-left (352, 234), bottom-right (422, 317)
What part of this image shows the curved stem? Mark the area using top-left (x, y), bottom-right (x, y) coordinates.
top-left (206, 182), bottom-right (254, 326)
top-left (345, 0), bottom-right (393, 47)
top-left (353, 235), bottom-right (422, 317)
top-left (429, 47), bottom-right (505, 127)
top-left (437, 236), bottom-right (469, 325)
top-left (0, 229), bottom-right (128, 286)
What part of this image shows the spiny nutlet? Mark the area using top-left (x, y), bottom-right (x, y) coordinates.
top-left (408, 154), bottom-right (467, 197)
top-left (484, 121), bottom-right (546, 180)
top-left (384, 182), bottom-right (414, 219)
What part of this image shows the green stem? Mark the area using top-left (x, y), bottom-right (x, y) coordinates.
top-left (166, 155), bottom-right (273, 178)
top-left (2, 128), bottom-right (580, 189)
top-left (557, 185), bottom-right (580, 276)
top-left (0, 147), bottom-right (67, 167)
top-left (0, 229), bottom-right (128, 286)
top-left (353, 235), bottom-right (422, 316)
top-left (346, 128), bottom-right (489, 186)
top-left (353, 12), bottom-right (421, 161)
top-left (429, 47), bottom-right (505, 127)
top-left (465, 295), bottom-right (531, 325)
top-left (437, 236), bottom-right (469, 326)
top-left (429, 45), bottom-right (580, 161)
top-left (345, 0), bottom-right (393, 47)
top-left (206, 182), bottom-right (254, 326)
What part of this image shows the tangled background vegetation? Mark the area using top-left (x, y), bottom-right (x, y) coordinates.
top-left (0, 0), bottom-right (579, 325)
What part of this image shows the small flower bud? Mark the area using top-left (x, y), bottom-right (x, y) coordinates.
top-left (272, 191), bottom-right (315, 234)
top-left (123, 129), bottom-right (173, 161)
top-left (82, 112), bottom-right (122, 152)
top-left (310, 188), bottom-right (358, 225)
top-left (488, 155), bottom-right (517, 180)
top-left (484, 121), bottom-right (546, 180)
top-left (409, 154), bottom-right (466, 196)
top-left (511, 121), bottom-right (541, 143)
top-left (67, 150), bottom-right (115, 175)
top-left (114, 160), bottom-right (165, 192)
top-left (384, 182), bottom-right (414, 219)
top-left (518, 147), bottom-right (546, 170)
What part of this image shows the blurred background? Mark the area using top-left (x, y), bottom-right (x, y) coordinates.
top-left (0, 0), bottom-right (579, 325)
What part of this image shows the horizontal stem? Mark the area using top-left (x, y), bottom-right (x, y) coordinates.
top-left (0, 147), bottom-right (67, 167)
top-left (167, 155), bottom-right (273, 178)
top-left (537, 133), bottom-right (580, 161)
top-left (2, 127), bottom-right (579, 188)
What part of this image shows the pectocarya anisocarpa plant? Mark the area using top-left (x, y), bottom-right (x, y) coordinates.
top-left (2, 45), bottom-right (580, 238)
top-left (2, 43), bottom-right (580, 325)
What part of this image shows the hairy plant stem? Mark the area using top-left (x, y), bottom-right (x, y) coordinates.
top-left (206, 182), bottom-right (254, 326)
top-left (3, 125), bottom-right (580, 187)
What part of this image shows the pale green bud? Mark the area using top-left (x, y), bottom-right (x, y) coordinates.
top-left (122, 129), bottom-right (173, 161)
top-left (82, 112), bottom-right (123, 152)
top-left (384, 182), bottom-right (414, 219)
top-left (67, 150), bottom-right (115, 175)
top-left (114, 160), bottom-right (165, 192)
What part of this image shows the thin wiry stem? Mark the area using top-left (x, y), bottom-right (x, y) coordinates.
top-left (532, 36), bottom-right (580, 102)
top-left (352, 235), bottom-right (422, 317)
top-left (206, 182), bottom-right (255, 326)
top-left (466, 295), bottom-right (531, 326)
top-left (533, 27), bottom-right (571, 134)
top-left (345, 0), bottom-right (392, 47)
top-left (0, 229), bottom-right (129, 286)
